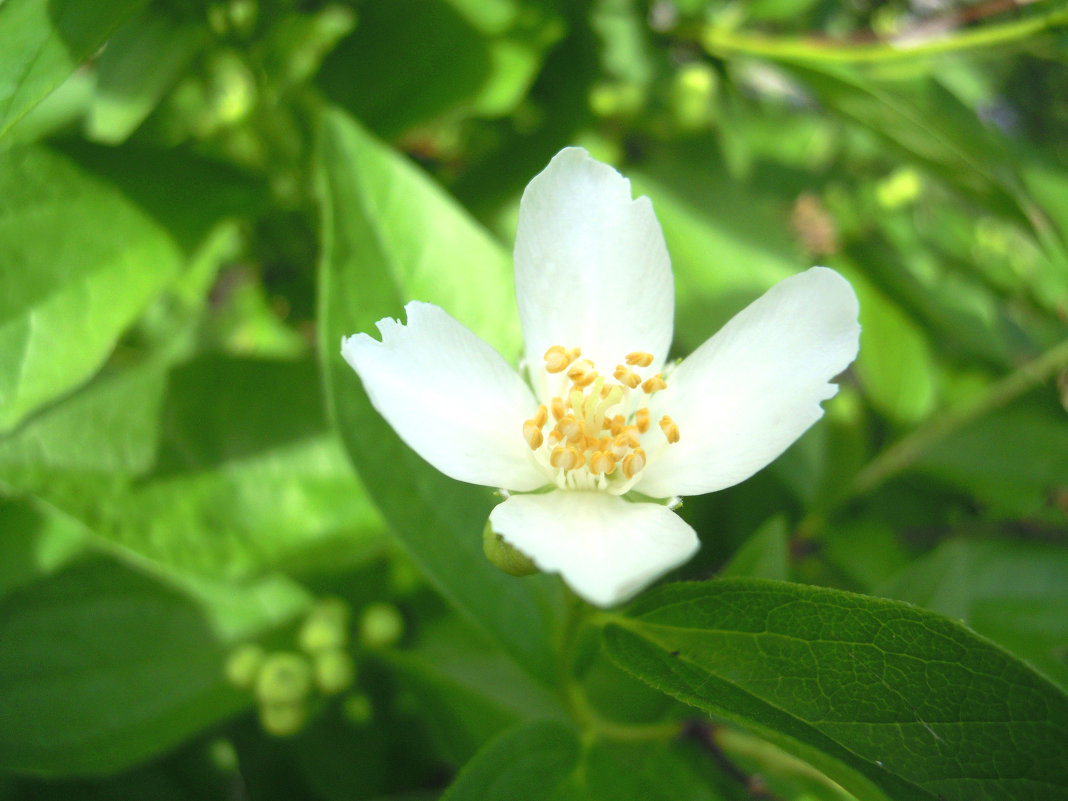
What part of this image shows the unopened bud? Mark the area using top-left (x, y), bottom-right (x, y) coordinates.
top-left (343, 693), bottom-right (373, 725)
top-left (224, 643), bottom-right (265, 689)
top-left (483, 520), bottom-right (539, 577)
top-left (255, 652), bottom-right (312, 705)
top-left (358, 602), bottom-right (405, 649)
top-left (298, 598), bottom-right (350, 654)
top-left (314, 649), bottom-right (356, 694)
top-left (259, 702), bottom-right (307, 737)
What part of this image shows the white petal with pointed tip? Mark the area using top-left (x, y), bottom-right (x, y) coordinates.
top-left (638, 267), bottom-right (860, 498)
top-left (489, 491), bottom-right (699, 607)
top-left (514, 148), bottom-right (674, 390)
top-left (342, 301), bottom-right (547, 491)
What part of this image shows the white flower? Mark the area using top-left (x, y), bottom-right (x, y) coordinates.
top-left (342, 148), bottom-right (860, 608)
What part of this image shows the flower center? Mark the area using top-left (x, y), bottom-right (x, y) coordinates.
top-left (521, 345), bottom-right (679, 493)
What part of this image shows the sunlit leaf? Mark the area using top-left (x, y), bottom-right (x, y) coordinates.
top-left (0, 145), bottom-right (183, 433)
top-left (316, 106), bottom-right (562, 684)
top-left (0, 0), bottom-right (148, 138)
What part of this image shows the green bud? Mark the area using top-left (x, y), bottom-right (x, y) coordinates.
top-left (358, 602), bottom-right (405, 649)
top-left (298, 598), bottom-right (350, 654)
top-left (671, 62), bottom-right (718, 131)
top-left (255, 652), bottom-right (312, 705)
top-left (483, 520), bottom-right (539, 577)
top-left (259, 701), bottom-right (307, 737)
top-left (342, 693), bottom-right (373, 725)
top-left (208, 738), bottom-right (239, 772)
top-left (314, 649), bottom-right (356, 695)
top-left (224, 643), bottom-right (265, 689)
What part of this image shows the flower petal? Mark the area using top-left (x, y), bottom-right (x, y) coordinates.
top-left (342, 301), bottom-right (547, 491)
top-left (489, 491), bottom-right (699, 607)
top-left (514, 148), bottom-right (674, 388)
top-left (638, 267), bottom-right (860, 498)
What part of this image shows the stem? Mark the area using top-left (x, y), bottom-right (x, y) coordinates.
top-left (851, 336), bottom-right (1068, 496)
top-left (558, 599), bottom-right (683, 743)
top-left (699, 4), bottom-right (1068, 65)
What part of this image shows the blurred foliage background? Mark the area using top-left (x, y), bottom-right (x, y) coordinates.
top-left (1, 0), bottom-right (1067, 799)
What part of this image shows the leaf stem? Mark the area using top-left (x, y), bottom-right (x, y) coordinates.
top-left (698, 5), bottom-right (1068, 65)
top-left (851, 335), bottom-right (1068, 495)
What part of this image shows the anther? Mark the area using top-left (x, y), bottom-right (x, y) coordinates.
top-left (551, 445), bottom-right (583, 471)
top-left (659, 415), bottom-right (680, 444)
top-left (615, 427), bottom-right (640, 449)
top-left (622, 448), bottom-right (646, 478)
top-left (613, 364), bottom-right (642, 388)
top-left (642, 374), bottom-right (667, 394)
top-left (556, 416), bottom-right (584, 443)
top-left (634, 408), bottom-right (650, 433)
top-left (550, 397), bottom-right (566, 421)
top-left (626, 352), bottom-right (654, 368)
top-left (610, 414), bottom-right (625, 435)
top-left (567, 360), bottom-right (597, 387)
top-left (589, 451), bottom-right (617, 476)
top-left (533, 405), bottom-right (548, 427)
top-left (522, 420), bottom-right (543, 450)
top-left (544, 345), bottom-right (575, 373)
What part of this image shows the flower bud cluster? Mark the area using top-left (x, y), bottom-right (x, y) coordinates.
top-left (225, 597), bottom-right (362, 736)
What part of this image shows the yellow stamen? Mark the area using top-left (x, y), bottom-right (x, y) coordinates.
top-left (544, 345), bottom-right (575, 373)
top-left (615, 427), bottom-right (641, 449)
top-left (567, 360), bottom-right (597, 387)
top-left (610, 414), bottom-right (625, 435)
top-left (642, 374), bottom-right (667, 394)
top-left (556, 415), bottom-right (584, 443)
top-left (659, 415), bottom-right (680, 444)
top-left (626, 351), bottom-right (654, 367)
top-left (634, 408), bottom-right (650, 433)
top-left (522, 420), bottom-right (543, 450)
top-left (589, 450), bottom-right (617, 476)
top-left (613, 364), bottom-right (642, 388)
top-left (533, 404), bottom-right (548, 427)
top-left (551, 445), bottom-right (583, 471)
top-left (623, 448), bottom-right (646, 478)
top-left (548, 430), bottom-right (563, 446)
top-left (550, 397), bottom-right (565, 421)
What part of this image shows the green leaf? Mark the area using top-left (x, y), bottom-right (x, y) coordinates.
top-left (0, 356), bottom-right (383, 580)
top-left (0, 145), bottom-right (183, 433)
top-left (0, 0), bottom-right (148, 138)
top-left (316, 106), bottom-right (562, 684)
top-left (0, 557), bottom-right (243, 775)
top-left (719, 516), bottom-right (789, 581)
top-left (385, 616), bottom-right (567, 764)
top-left (913, 405), bottom-right (1068, 520)
top-left (86, 6), bottom-right (208, 144)
top-left (0, 495), bottom-right (88, 599)
top-left (318, 0), bottom-right (492, 139)
top-left (879, 538), bottom-right (1068, 690)
top-left (439, 721), bottom-right (580, 801)
top-left (847, 268), bottom-right (937, 424)
top-left (603, 578), bottom-right (1068, 801)
top-left (440, 719), bottom-right (732, 801)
